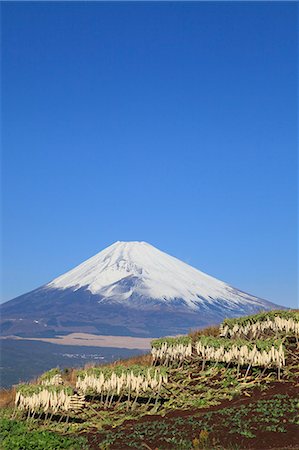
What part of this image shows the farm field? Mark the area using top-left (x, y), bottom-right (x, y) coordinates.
top-left (3, 333), bottom-right (153, 349)
top-left (1, 310), bottom-right (298, 450)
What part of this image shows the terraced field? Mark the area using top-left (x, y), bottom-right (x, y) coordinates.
top-left (1, 311), bottom-right (298, 449)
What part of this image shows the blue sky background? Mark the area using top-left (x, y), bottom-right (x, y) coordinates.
top-left (2, 2), bottom-right (298, 307)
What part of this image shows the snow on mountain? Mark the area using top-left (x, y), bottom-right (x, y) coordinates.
top-left (47, 241), bottom-right (264, 311)
top-left (1, 241), bottom-right (281, 338)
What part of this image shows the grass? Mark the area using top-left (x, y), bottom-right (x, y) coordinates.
top-left (0, 387), bottom-right (15, 408)
top-left (189, 325), bottom-right (220, 340)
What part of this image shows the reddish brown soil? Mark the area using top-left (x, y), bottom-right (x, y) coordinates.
top-left (85, 380), bottom-right (299, 450)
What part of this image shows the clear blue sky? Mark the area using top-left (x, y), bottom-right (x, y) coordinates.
top-left (2, 2), bottom-right (298, 307)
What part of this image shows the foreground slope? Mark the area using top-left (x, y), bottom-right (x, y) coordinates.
top-left (1, 241), bottom-right (280, 337)
top-left (1, 311), bottom-right (298, 450)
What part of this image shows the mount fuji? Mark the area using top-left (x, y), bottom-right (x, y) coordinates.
top-left (1, 241), bottom-right (281, 337)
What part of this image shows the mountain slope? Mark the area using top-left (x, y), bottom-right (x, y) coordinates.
top-left (0, 241), bottom-right (281, 337)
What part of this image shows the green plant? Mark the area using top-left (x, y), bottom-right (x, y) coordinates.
top-left (0, 418), bottom-right (88, 449)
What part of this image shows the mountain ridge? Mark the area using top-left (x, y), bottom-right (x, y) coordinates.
top-left (0, 241), bottom-right (282, 337)
top-left (46, 241), bottom-right (269, 310)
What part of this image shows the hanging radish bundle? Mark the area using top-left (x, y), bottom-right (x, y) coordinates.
top-left (220, 311), bottom-right (299, 339)
top-left (194, 336), bottom-right (285, 368)
top-left (39, 368), bottom-right (64, 386)
top-left (151, 335), bottom-right (285, 369)
top-left (151, 337), bottom-right (192, 366)
top-left (15, 385), bottom-right (82, 414)
top-left (76, 365), bottom-right (168, 409)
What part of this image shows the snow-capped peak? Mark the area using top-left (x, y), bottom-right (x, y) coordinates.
top-left (47, 241), bottom-right (264, 310)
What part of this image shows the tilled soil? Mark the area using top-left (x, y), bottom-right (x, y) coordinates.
top-left (85, 381), bottom-right (299, 450)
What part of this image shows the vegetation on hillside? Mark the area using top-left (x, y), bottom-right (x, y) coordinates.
top-left (1, 310), bottom-right (298, 449)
